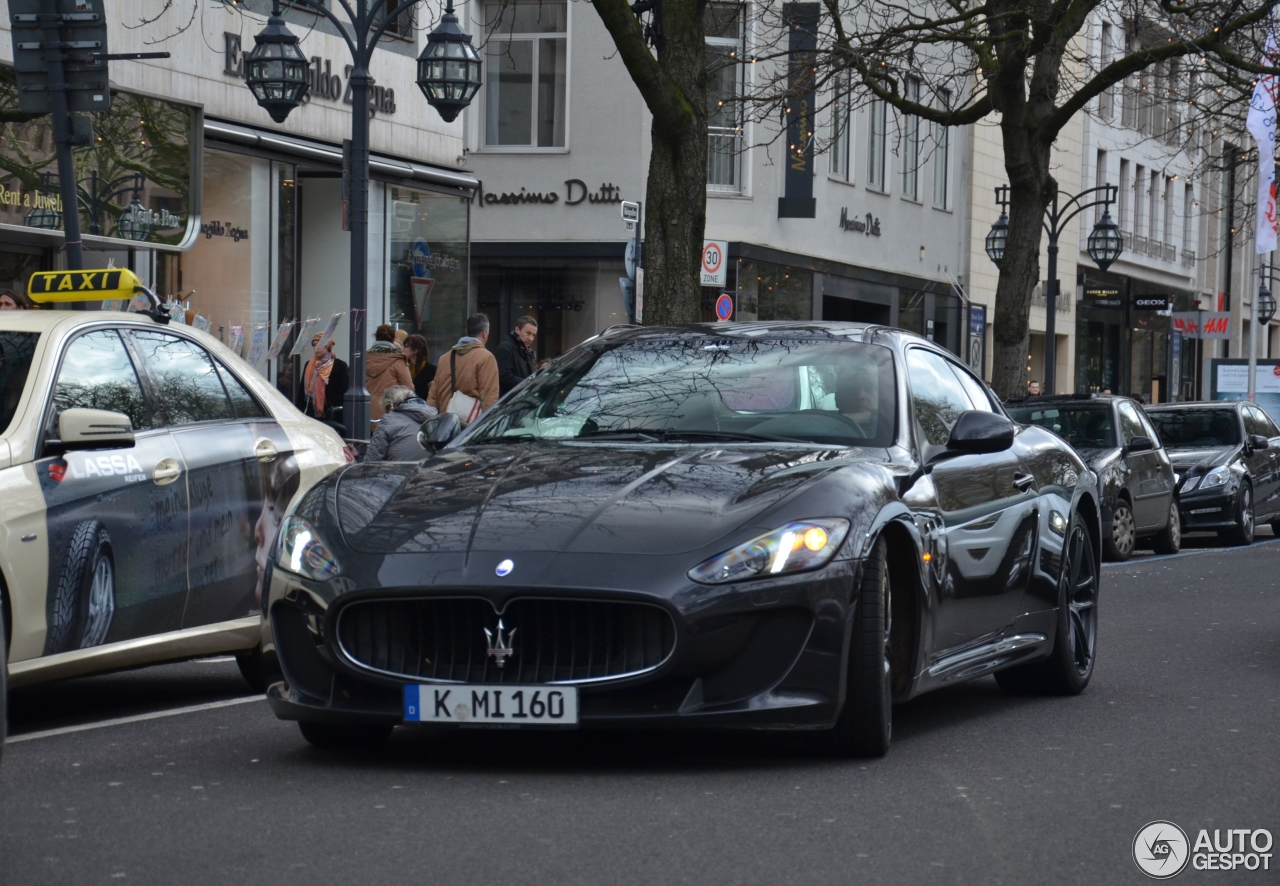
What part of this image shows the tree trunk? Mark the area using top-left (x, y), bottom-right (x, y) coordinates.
top-left (990, 172), bottom-right (1053, 400)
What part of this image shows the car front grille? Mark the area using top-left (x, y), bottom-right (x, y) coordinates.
top-left (335, 597), bottom-right (677, 684)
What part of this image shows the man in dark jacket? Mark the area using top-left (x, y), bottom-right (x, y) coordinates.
top-left (364, 386), bottom-right (437, 461)
top-left (496, 315), bottom-right (538, 395)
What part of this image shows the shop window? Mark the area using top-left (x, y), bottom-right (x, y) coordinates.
top-left (484, 0), bottom-right (568, 148)
top-left (130, 332), bottom-right (233, 426)
top-left (932, 88), bottom-right (950, 208)
top-left (706, 3), bottom-right (745, 192)
top-left (902, 78), bottom-right (921, 201)
top-left (51, 331), bottom-right (151, 433)
top-left (867, 99), bottom-right (887, 190)
top-left (736, 261), bottom-right (812, 322)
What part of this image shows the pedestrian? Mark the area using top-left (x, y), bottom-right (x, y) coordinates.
top-left (497, 315), bottom-right (538, 395)
top-left (427, 312), bottom-right (499, 423)
top-left (0, 289), bottom-right (33, 310)
top-left (1027, 379), bottom-right (1041, 396)
top-left (403, 333), bottom-right (436, 400)
top-left (302, 333), bottom-right (350, 424)
top-left (364, 385), bottom-right (437, 462)
top-left (366, 323), bottom-right (413, 421)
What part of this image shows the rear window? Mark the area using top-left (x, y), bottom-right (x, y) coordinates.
top-left (1147, 410), bottom-right (1240, 448)
top-left (0, 331), bottom-right (39, 436)
top-left (1007, 403), bottom-right (1116, 450)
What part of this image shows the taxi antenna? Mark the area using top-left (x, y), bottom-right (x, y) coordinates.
top-left (134, 285), bottom-right (170, 325)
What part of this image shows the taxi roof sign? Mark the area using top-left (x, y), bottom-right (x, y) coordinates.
top-left (27, 268), bottom-right (143, 303)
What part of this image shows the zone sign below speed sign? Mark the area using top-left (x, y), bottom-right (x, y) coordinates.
top-left (701, 240), bottom-right (728, 287)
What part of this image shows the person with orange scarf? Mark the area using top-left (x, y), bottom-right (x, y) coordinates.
top-left (302, 333), bottom-right (349, 424)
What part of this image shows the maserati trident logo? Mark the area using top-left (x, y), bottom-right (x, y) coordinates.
top-left (484, 619), bottom-right (516, 668)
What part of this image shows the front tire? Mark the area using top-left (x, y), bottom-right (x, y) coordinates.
top-left (45, 520), bottom-right (115, 655)
top-left (1221, 483), bottom-right (1255, 546)
top-left (298, 721), bottom-right (394, 751)
top-left (1152, 501), bottom-right (1181, 555)
top-left (1103, 501), bottom-right (1135, 561)
top-left (829, 536), bottom-right (892, 758)
top-left (995, 512), bottom-right (1098, 696)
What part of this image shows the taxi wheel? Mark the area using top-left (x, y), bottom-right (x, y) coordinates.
top-left (46, 521), bottom-right (115, 655)
top-left (1, 600), bottom-right (8, 764)
top-left (298, 721), bottom-right (394, 751)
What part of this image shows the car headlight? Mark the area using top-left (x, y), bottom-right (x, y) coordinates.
top-left (688, 519), bottom-right (851, 585)
top-left (1198, 466), bottom-right (1228, 490)
top-left (276, 514), bottom-right (341, 581)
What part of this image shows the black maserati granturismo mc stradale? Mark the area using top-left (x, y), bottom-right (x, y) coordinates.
top-left (263, 323), bottom-right (1100, 757)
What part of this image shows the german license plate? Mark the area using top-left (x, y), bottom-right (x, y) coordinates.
top-left (404, 684), bottom-right (579, 725)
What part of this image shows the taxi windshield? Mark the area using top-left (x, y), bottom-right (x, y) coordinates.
top-left (467, 336), bottom-right (898, 448)
top-left (0, 331), bottom-right (39, 436)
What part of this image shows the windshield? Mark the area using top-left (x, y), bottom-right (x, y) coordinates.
top-left (0, 331), bottom-right (38, 436)
top-left (467, 337), bottom-right (898, 448)
top-left (1007, 403), bottom-right (1116, 450)
top-left (1147, 410), bottom-right (1240, 449)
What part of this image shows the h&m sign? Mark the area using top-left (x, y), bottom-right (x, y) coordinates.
top-left (1172, 311), bottom-right (1232, 339)
top-left (223, 33), bottom-right (397, 115)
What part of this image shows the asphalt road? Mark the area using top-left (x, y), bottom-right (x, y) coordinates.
top-left (1, 535), bottom-right (1277, 886)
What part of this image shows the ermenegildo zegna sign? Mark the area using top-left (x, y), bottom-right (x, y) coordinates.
top-left (0, 66), bottom-right (200, 249)
top-left (223, 33), bottom-right (398, 116)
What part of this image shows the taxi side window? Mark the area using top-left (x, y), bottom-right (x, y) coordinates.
top-left (1116, 400), bottom-right (1146, 445)
top-left (215, 361), bottom-right (269, 419)
top-left (129, 331), bottom-right (233, 426)
top-left (51, 330), bottom-right (151, 432)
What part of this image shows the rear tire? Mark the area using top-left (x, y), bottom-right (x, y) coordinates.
top-left (1152, 501), bottom-right (1181, 555)
top-left (1221, 483), bottom-right (1255, 546)
top-left (1102, 501), bottom-right (1135, 562)
top-left (829, 536), bottom-right (892, 758)
top-left (45, 520), bottom-right (114, 655)
top-left (298, 721), bottom-right (393, 751)
top-left (995, 512), bottom-right (1098, 696)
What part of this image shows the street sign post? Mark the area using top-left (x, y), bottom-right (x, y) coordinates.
top-left (9, 0), bottom-right (109, 116)
top-left (622, 201), bottom-right (642, 323)
top-left (715, 293), bottom-right (734, 321)
top-left (701, 240), bottom-right (727, 287)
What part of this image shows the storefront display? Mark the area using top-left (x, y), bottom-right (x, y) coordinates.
top-left (386, 186), bottom-right (469, 363)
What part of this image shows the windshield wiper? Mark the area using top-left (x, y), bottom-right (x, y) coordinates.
top-left (575, 430), bottom-right (662, 442)
top-left (652, 429), bottom-right (808, 444)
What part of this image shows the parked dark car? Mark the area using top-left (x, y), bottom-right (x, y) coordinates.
top-left (264, 323), bottom-right (1102, 758)
top-left (1145, 401), bottom-right (1280, 545)
top-left (1007, 395), bottom-right (1178, 561)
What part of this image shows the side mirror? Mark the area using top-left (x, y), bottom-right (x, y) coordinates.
top-left (417, 412), bottom-right (462, 452)
top-left (946, 410), bottom-right (1015, 455)
top-left (52, 408), bottom-right (135, 453)
top-left (1250, 434), bottom-right (1270, 451)
top-left (1126, 435), bottom-right (1154, 453)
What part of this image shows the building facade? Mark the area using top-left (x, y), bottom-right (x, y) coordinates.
top-left (0, 0), bottom-right (475, 406)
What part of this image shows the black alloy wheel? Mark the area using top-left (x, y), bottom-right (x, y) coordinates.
top-left (1152, 500), bottom-right (1181, 555)
top-left (995, 511), bottom-right (1098, 695)
top-left (829, 536), bottom-right (892, 757)
top-left (298, 720), bottom-right (394, 751)
top-left (1222, 482), bottom-right (1255, 547)
top-left (1103, 501), bottom-right (1135, 561)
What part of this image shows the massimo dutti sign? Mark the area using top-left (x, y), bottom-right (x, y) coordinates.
top-left (223, 33), bottom-right (397, 115)
top-left (476, 180), bottom-right (625, 207)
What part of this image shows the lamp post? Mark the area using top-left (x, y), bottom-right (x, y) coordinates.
top-left (244, 0), bottom-right (481, 439)
top-left (986, 184), bottom-right (1123, 395)
top-left (1250, 263), bottom-right (1280, 400)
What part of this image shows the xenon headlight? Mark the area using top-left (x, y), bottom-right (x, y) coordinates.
top-left (1198, 466), bottom-right (1228, 490)
top-left (276, 514), bottom-right (341, 581)
top-left (688, 519), bottom-right (851, 585)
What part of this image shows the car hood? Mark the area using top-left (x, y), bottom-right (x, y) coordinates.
top-left (1166, 446), bottom-right (1236, 472)
top-left (335, 443), bottom-right (887, 555)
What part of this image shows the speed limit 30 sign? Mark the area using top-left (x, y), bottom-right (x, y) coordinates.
top-left (701, 240), bottom-right (728, 287)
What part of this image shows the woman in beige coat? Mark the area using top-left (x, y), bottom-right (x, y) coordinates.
top-left (366, 324), bottom-right (413, 421)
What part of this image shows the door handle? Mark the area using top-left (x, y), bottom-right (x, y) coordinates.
top-left (1012, 472), bottom-right (1036, 492)
top-left (253, 438), bottom-right (278, 463)
top-left (153, 457), bottom-right (182, 486)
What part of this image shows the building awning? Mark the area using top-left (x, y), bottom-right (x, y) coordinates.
top-left (204, 119), bottom-right (478, 195)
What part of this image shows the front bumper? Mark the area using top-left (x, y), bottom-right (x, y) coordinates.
top-left (264, 559), bottom-right (862, 732)
top-left (1177, 488), bottom-right (1237, 531)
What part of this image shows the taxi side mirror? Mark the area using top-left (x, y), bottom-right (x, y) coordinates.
top-left (53, 408), bottom-right (136, 453)
top-left (417, 413), bottom-right (461, 452)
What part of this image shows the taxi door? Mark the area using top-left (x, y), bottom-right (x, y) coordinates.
top-left (36, 329), bottom-right (190, 655)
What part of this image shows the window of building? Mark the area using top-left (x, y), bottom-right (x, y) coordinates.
top-left (706, 3), bottom-right (745, 192)
top-left (829, 73), bottom-right (851, 180)
top-left (902, 78), bottom-right (921, 201)
top-left (1095, 149), bottom-right (1108, 221)
top-left (372, 2), bottom-right (414, 39)
top-left (1133, 163), bottom-right (1145, 238)
top-left (1118, 158), bottom-right (1131, 230)
top-left (1163, 176), bottom-right (1175, 246)
top-left (867, 98), bottom-right (887, 191)
top-left (483, 0), bottom-right (568, 148)
top-left (1183, 183), bottom-right (1195, 252)
top-left (932, 88), bottom-right (951, 208)
top-left (1099, 22), bottom-right (1115, 118)
top-left (1149, 169), bottom-right (1159, 243)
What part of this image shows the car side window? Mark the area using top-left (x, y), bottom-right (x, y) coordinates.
top-left (129, 331), bottom-right (233, 426)
top-left (215, 360), bottom-right (269, 419)
top-left (1256, 407), bottom-right (1280, 438)
top-left (50, 330), bottom-right (152, 433)
top-left (906, 348), bottom-right (979, 448)
top-left (947, 362), bottom-right (996, 413)
top-left (1245, 406), bottom-right (1272, 438)
top-left (1135, 408), bottom-right (1163, 449)
top-left (1116, 400), bottom-right (1146, 445)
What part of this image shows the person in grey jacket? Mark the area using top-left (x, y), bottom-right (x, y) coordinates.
top-left (364, 386), bottom-right (437, 462)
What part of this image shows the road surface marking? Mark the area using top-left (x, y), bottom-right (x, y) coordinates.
top-left (7, 696), bottom-right (264, 744)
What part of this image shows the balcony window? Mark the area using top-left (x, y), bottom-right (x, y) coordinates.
top-left (706, 3), bottom-right (744, 192)
top-left (902, 78), bottom-right (920, 201)
top-left (932, 87), bottom-right (951, 208)
top-left (829, 73), bottom-right (851, 180)
top-left (867, 98), bottom-right (887, 190)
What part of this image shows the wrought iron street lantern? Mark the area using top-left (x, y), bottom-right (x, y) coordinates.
top-left (116, 197), bottom-right (151, 242)
top-left (245, 3), bottom-right (311, 124)
top-left (984, 210), bottom-right (1009, 267)
top-left (24, 205), bottom-right (61, 230)
top-left (1087, 210), bottom-right (1124, 272)
top-left (416, 0), bottom-right (483, 123)
top-left (1260, 283), bottom-right (1277, 326)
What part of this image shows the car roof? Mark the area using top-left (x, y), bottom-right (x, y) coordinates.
top-left (597, 321), bottom-right (960, 353)
top-left (0, 308), bottom-right (166, 334)
top-left (1145, 401), bottom-right (1243, 412)
top-left (1005, 394), bottom-right (1120, 407)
